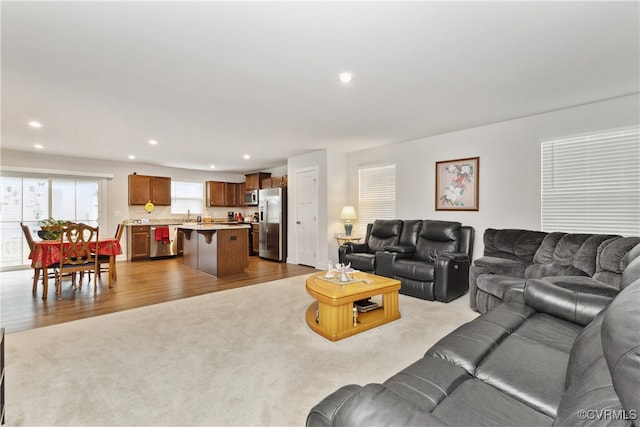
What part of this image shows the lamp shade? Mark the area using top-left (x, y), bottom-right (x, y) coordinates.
top-left (340, 205), bottom-right (357, 221)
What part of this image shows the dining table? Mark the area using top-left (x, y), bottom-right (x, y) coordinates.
top-left (29, 237), bottom-right (122, 298)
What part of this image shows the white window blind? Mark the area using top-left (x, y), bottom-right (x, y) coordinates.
top-left (358, 164), bottom-right (396, 236)
top-left (171, 181), bottom-right (203, 215)
top-left (541, 128), bottom-right (640, 236)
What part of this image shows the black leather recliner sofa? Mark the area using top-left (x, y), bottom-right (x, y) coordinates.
top-left (306, 247), bottom-right (640, 427)
top-left (339, 219), bottom-right (474, 302)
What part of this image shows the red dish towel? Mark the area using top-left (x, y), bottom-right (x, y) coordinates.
top-left (155, 226), bottom-right (170, 244)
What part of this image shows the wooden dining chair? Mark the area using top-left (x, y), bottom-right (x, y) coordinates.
top-left (21, 222), bottom-right (57, 296)
top-left (97, 222), bottom-right (124, 278)
top-left (21, 222), bottom-right (41, 294)
top-left (54, 223), bottom-right (100, 298)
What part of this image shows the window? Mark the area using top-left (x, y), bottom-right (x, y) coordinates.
top-left (541, 128), bottom-right (640, 236)
top-left (358, 164), bottom-right (396, 236)
top-left (0, 176), bottom-right (100, 269)
top-left (171, 181), bottom-right (203, 215)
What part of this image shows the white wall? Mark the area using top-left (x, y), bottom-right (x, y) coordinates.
top-left (345, 94), bottom-right (640, 259)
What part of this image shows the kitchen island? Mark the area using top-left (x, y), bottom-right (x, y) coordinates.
top-left (179, 223), bottom-right (250, 277)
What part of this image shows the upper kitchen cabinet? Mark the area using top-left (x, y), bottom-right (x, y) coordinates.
top-left (262, 175), bottom-right (288, 188)
top-left (206, 181), bottom-right (238, 207)
top-left (245, 172), bottom-right (271, 190)
top-left (128, 174), bottom-right (171, 206)
top-left (237, 182), bottom-right (246, 207)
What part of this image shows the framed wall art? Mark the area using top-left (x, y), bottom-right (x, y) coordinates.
top-left (435, 157), bottom-right (479, 211)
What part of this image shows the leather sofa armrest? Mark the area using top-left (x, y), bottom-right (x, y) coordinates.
top-left (307, 383), bottom-right (448, 427)
top-left (338, 242), bottom-right (369, 264)
top-left (384, 244), bottom-right (415, 255)
top-left (346, 242), bottom-right (369, 253)
top-left (434, 252), bottom-right (471, 302)
top-left (306, 384), bottom-right (362, 427)
top-left (524, 278), bottom-right (613, 326)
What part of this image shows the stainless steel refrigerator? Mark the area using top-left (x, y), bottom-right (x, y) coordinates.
top-left (258, 187), bottom-right (287, 262)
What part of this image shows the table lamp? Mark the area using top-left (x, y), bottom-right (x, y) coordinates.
top-left (340, 205), bottom-right (357, 236)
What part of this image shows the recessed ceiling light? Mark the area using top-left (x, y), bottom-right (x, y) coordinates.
top-left (28, 121), bottom-right (43, 128)
top-left (338, 72), bottom-right (353, 83)
top-left (34, 144), bottom-right (44, 149)
top-left (210, 164), bottom-right (216, 169)
top-left (243, 154), bottom-right (251, 160)
top-left (128, 155), bottom-right (136, 160)
top-left (149, 139), bottom-right (158, 145)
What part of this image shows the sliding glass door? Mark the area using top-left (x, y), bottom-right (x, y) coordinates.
top-left (0, 176), bottom-right (101, 269)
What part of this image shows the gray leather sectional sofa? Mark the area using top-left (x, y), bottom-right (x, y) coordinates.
top-left (469, 228), bottom-right (640, 313)
top-left (306, 246), bottom-right (640, 426)
top-left (338, 219), bottom-right (474, 302)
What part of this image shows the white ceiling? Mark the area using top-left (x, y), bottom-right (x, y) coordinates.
top-left (2, 1), bottom-right (638, 173)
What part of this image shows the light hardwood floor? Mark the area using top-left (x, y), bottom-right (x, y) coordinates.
top-left (0, 257), bottom-right (318, 334)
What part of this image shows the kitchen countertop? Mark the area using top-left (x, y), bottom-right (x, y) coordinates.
top-left (125, 220), bottom-right (257, 227)
top-left (178, 223), bottom-right (251, 231)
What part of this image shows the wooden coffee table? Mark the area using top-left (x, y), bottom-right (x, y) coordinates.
top-left (305, 271), bottom-right (401, 341)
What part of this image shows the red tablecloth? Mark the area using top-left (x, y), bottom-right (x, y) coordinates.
top-left (29, 238), bottom-right (122, 268)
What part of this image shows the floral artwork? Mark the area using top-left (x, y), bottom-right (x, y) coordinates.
top-left (435, 157), bottom-right (479, 211)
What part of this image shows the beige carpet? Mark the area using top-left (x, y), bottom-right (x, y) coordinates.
top-left (4, 274), bottom-right (478, 426)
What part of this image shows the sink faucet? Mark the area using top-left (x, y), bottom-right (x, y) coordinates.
top-left (186, 209), bottom-right (191, 222)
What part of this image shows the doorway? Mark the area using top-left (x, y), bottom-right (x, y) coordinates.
top-left (294, 167), bottom-right (318, 267)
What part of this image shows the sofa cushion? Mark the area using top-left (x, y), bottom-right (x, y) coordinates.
top-left (393, 259), bottom-right (434, 281)
top-left (413, 221), bottom-right (460, 262)
top-left (344, 253), bottom-right (375, 272)
top-left (476, 334), bottom-right (569, 417)
top-left (432, 379), bottom-right (553, 427)
top-left (530, 233), bottom-right (619, 279)
top-left (525, 262), bottom-right (590, 279)
top-left (593, 237), bottom-right (640, 288)
top-left (473, 256), bottom-right (529, 277)
top-left (483, 228), bottom-right (547, 263)
top-left (383, 356), bottom-right (470, 412)
top-left (476, 275), bottom-right (526, 299)
top-left (367, 219), bottom-right (403, 253)
top-left (413, 220), bottom-right (461, 263)
top-left (427, 302), bottom-right (536, 373)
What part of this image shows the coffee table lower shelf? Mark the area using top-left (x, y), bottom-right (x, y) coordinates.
top-left (305, 301), bottom-right (400, 341)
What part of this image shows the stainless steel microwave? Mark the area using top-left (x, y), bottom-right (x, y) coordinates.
top-left (244, 189), bottom-right (258, 205)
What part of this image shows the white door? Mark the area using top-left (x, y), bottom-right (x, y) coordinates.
top-left (295, 168), bottom-right (318, 267)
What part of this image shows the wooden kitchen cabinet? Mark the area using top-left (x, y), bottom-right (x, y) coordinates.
top-left (262, 175), bottom-right (288, 189)
top-left (206, 181), bottom-right (226, 207)
top-left (128, 225), bottom-right (150, 261)
top-left (128, 174), bottom-right (171, 206)
top-left (226, 183), bottom-right (238, 207)
top-left (207, 181), bottom-right (239, 207)
top-left (237, 182), bottom-right (246, 207)
top-left (245, 172), bottom-right (271, 190)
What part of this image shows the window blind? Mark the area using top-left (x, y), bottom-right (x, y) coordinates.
top-left (541, 128), bottom-right (640, 236)
top-left (358, 164), bottom-right (396, 236)
top-left (171, 181), bottom-right (203, 215)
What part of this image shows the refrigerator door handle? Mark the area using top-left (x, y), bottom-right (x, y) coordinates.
top-left (264, 203), bottom-right (268, 234)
